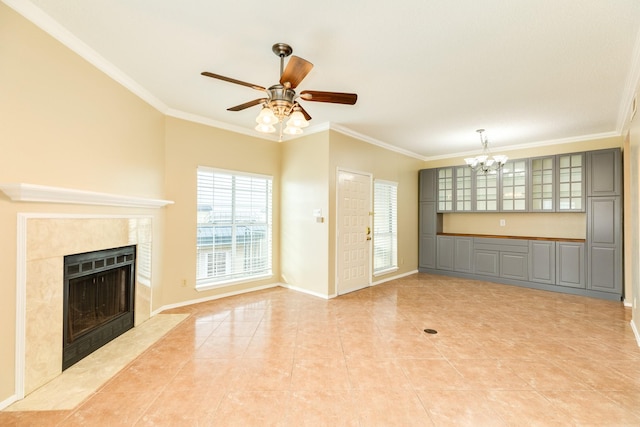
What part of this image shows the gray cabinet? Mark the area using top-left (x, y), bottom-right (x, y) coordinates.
top-left (530, 156), bottom-right (555, 212)
top-left (529, 240), bottom-right (555, 284)
top-left (501, 252), bottom-right (528, 281)
top-left (587, 197), bottom-right (621, 294)
top-left (454, 237), bottom-right (473, 272)
top-left (437, 168), bottom-right (454, 211)
top-left (587, 149), bottom-right (621, 197)
top-left (419, 169), bottom-right (436, 202)
top-left (437, 235), bottom-right (455, 270)
top-left (557, 153), bottom-right (585, 211)
top-left (556, 241), bottom-right (585, 288)
top-left (474, 249), bottom-right (500, 277)
top-left (419, 201), bottom-right (441, 269)
top-left (500, 159), bottom-right (528, 211)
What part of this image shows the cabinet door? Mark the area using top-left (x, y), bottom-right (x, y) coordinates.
top-left (587, 197), bottom-right (621, 293)
top-left (500, 252), bottom-right (528, 281)
top-left (454, 237), bottom-right (473, 272)
top-left (557, 153), bottom-right (584, 211)
top-left (530, 156), bottom-right (555, 211)
top-left (419, 235), bottom-right (436, 269)
top-left (556, 242), bottom-right (585, 288)
top-left (419, 169), bottom-right (436, 202)
top-left (587, 149), bottom-right (621, 196)
top-left (474, 250), bottom-right (499, 276)
top-left (529, 240), bottom-right (555, 284)
top-left (420, 202), bottom-right (440, 236)
top-left (475, 172), bottom-right (499, 212)
top-left (437, 168), bottom-right (454, 212)
top-left (454, 167), bottom-right (473, 211)
top-left (437, 235), bottom-right (455, 270)
top-left (501, 159), bottom-right (528, 211)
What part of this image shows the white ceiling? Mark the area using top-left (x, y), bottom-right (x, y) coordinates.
top-left (8, 0), bottom-right (640, 159)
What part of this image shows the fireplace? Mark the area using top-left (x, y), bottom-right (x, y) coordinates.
top-left (63, 245), bottom-right (136, 370)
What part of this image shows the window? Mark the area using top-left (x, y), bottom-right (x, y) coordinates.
top-left (196, 167), bottom-right (272, 288)
top-left (373, 180), bottom-right (398, 275)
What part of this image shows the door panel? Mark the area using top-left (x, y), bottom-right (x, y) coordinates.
top-left (337, 170), bottom-right (371, 295)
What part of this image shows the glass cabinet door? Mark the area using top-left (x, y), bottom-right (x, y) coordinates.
top-left (475, 171), bottom-right (498, 211)
top-left (454, 166), bottom-right (473, 211)
top-left (501, 159), bottom-right (527, 211)
top-left (557, 153), bottom-right (584, 211)
top-left (437, 168), bottom-right (453, 212)
top-left (530, 156), bottom-right (554, 211)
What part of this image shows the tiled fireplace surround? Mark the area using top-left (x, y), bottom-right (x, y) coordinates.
top-left (19, 215), bottom-right (154, 397)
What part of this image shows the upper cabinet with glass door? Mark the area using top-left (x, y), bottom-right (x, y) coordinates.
top-left (454, 166), bottom-right (473, 211)
top-left (557, 153), bottom-right (584, 211)
top-left (530, 156), bottom-right (555, 211)
top-left (475, 171), bottom-right (499, 212)
top-left (501, 159), bottom-right (528, 211)
top-left (437, 168), bottom-right (454, 212)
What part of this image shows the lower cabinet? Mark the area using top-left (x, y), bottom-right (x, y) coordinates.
top-left (474, 250), bottom-right (499, 277)
top-left (436, 235), bottom-right (455, 270)
top-left (501, 252), bottom-right (528, 281)
top-left (556, 241), bottom-right (585, 288)
top-left (437, 236), bottom-right (473, 272)
top-left (529, 241), bottom-right (555, 285)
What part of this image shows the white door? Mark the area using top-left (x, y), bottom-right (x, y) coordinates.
top-left (337, 170), bottom-right (372, 295)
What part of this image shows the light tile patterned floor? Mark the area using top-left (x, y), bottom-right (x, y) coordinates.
top-left (2, 273), bottom-right (639, 426)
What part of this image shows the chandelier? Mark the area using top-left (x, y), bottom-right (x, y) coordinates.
top-left (464, 129), bottom-right (508, 174)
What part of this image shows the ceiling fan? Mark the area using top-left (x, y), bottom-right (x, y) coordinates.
top-left (201, 43), bottom-right (358, 137)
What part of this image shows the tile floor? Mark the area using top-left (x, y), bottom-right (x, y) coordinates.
top-left (2, 273), bottom-right (640, 426)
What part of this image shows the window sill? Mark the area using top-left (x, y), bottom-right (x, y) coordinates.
top-left (373, 267), bottom-right (399, 277)
top-left (195, 273), bottom-right (273, 292)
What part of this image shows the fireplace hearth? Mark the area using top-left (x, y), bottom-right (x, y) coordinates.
top-left (63, 245), bottom-right (135, 370)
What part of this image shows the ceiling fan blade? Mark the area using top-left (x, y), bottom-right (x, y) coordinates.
top-left (280, 56), bottom-right (314, 89)
top-left (300, 90), bottom-right (358, 105)
top-left (201, 72), bottom-right (266, 92)
top-left (227, 98), bottom-right (267, 112)
top-left (297, 104), bottom-right (312, 121)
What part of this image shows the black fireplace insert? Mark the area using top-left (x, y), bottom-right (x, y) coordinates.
top-left (63, 245), bottom-right (135, 370)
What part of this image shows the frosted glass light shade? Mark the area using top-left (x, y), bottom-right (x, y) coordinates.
top-left (256, 107), bottom-right (278, 125)
top-left (255, 123), bottom-right (276, 133)
top-left (287, 110), bottom-right (308, 128)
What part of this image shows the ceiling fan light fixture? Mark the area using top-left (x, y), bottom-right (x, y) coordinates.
top-left (256, 107), bottom-right (278, 125)
top-left (255, 123), bottom-right (276, 133)
top-left (287, 108), bottom-right (309, 128)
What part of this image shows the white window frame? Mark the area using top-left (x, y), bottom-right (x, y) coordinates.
top-left (373, 179), bottom-right (398, 276)
top-left (196, 166), bottom-right (273, 290)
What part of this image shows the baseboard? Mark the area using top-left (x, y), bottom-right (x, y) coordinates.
top-left (624, 299), bottom-right (633, 308)
top-left (279, 283), bottom-right (334, 299)
top-left (0, 394), bottom-right (18, 411)
top-left (152, 282), bottom-right (280, 315)
top-left (371, 269), bottom-right (419, 286)
top-left (631, 320), bottom-right (640, 347)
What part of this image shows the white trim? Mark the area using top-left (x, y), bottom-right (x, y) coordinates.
top-left (2, 0), bottom-right (169, 114)
top-left (279, 283), bottom-right (332, 300)
top-left (195, 274), bottom-right (274, 292)
top-left (631, 320), bottom-right (640, 347)
top-left (14, 215), bottom-right (27, 401)
top-left (152, 282), bottom-right (281, 315)
top-left (624, 299), bottom-right (633, 308)
top-left (0, 394), bottom-right (18, 412)
top-left (371, 269), bottom-right (419, 287)
top-left (0, 183), bottom-right (174, 208)
top-left (330, 123), bottom-right (425, 160)
top-left (373, 267), bottom-right (399, 277)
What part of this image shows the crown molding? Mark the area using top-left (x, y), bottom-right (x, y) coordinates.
top-left (328, 123), bottom-right (426, 161)
top-left (0, 183), bottom-right (173, 208)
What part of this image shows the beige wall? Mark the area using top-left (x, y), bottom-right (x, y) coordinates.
top-left (280, 132), bottom-right (330, 296)
top-left (162, 117), bottom-right (282, 307)
top-left (329, 131), bottom-right (423, 295)
top-left (626, 100), bottom-right (640, 333)
top-left (0, 4), bottom-right (166, 402)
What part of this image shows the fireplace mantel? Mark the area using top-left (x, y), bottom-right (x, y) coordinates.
top-left (0, 183), bottom-right (173, 209)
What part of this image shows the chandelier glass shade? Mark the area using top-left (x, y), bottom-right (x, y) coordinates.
top-left (464, 129), bottom-right (508, 174)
